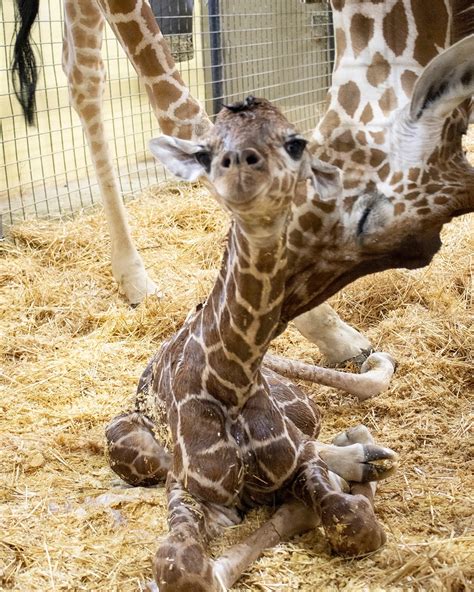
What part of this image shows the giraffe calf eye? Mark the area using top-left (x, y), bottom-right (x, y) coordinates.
top-left (195, 151), bottom-right (212, 172)
top-left (284, 138), bottom-right (308, 160)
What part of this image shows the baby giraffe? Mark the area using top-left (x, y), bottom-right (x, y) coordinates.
top-left (106, 97), bottom-right (397, 591)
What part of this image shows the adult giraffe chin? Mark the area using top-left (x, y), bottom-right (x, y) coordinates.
top-left (11, 0), bottom-right (373, 364)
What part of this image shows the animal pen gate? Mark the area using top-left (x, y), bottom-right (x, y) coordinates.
top-left (0, 0), bottom-right (334, 234)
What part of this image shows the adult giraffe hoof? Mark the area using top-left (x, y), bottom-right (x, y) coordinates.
top-left (113, 254), bottom-right (162, 305)
top-left (321, 492), bottom-right (386, 556)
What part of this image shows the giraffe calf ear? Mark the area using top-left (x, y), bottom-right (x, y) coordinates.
top-left (308, 157), bottom-right (342, 201)
top-left (410, 35), bottom-right (474, 121)
top-left (149, 136), bottom-right (207, 182)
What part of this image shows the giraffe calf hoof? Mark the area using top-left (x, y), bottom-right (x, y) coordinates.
top-left (320, 442), bottom-right (398, 482)
top-left (153, 538), bottom-right (225, 592)
top-left (321, 493), bottom-right (386, 556)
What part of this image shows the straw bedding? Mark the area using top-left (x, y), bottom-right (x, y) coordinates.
top-left (1, 133), bottom-right (473, 591)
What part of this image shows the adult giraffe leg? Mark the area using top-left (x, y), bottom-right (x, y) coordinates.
top-left (293, 303), bottom-right (372, 365)
top-left (97, 0), bottom-right (212, 140)
top-left (62, 0), bottom-right (158, 304)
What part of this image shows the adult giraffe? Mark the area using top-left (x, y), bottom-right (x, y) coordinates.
top-left (11, 0), bottom-right (372, 364)
top-left (276, 0), bottom-right (473, 326)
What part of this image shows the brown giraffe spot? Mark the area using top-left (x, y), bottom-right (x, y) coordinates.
top-left (82, 104), bottom-right (98, 120)
top-left (406, 191), bottom-right (420, 200)
top-left (390, 171), bottom-right (403, 185)
top-left (137, 44), bottom-right (170, 77)
top-left (176, 124), bottom-right (193, 139)
top-left (369, 149), bottom-right (386, 168)
top-left (401, 70), bottom-right (418, 97)
top-left (355, 131), bottom-right (367, 145)
top-left (335, 28), bottom-right (347, 67)
top-left (314, 200), bottom-right (336, 213)
top-left (417, 207), bottom-right (432, 215)
top-left (332, 0), bottom-right (345, 10)
top-left (332, 158), bottom-right (345, 169)
top-left (318, 109), bottom-right (341, 137)
top-left (255, 305), bottom-right (282, 346)
top-left (369, 130), bottom-right (386, 145)
top-left (333, 130), bottom-right (356, 152)
top-left (174, 101), bottom-right (201, 121)
top-left (288, 229), bottom-right (305, 249)
top-left (337, 81), bottom-right (361, 118)
top-left (108, 0), bottom-right (136, 13)
top-left (72, 69), bottom-right (83, 85)
top-left (344, 179), bottom-right (362, 189)
top-left (415, 197), bottom-right (428, 207)
top-left (116, 21), bottom-right (142, 54)
top-left (205, 374), bottom-right (238, 407)
top-left (412, 0), bottom-right (448, 66)
top-left (434, 195), bottom-right (449, 205)
top-left (421, 171), bottom-right (431, 184)
top-left (208, 348), bottom-right (248, 388)
top-left (383, 1), bottom-right (408, 57)
top-left (65, 2), bottom-right (76, 21)
top-left (426, 184), bottom-right (443, 193)
top-left (160, 120), bottom-right (175, 136)
top-left (352, 150), bottom-right (366, 164)
top-left (298, 212), bottom-right (322, 233)
top-left (350, 14), bottom-right (374, 56)
top-left (152, 81), bottom-right (183, 110)
top-left (379, 88), bottom-right (398, 115)
top-left (360, 103), bottom-right (374, 124)
top-left (393, 184), bottom-right (404, 193)
top-left (394, 202), bottom-right (406, 215)
top-left (378, 163), bottom-right (390, 180)
top-left (344, 195), bottom-right (358, 211)
top-left (366, 52), bottom-right (390, 87)
top-left (408, 167), bottom-right (421, 182)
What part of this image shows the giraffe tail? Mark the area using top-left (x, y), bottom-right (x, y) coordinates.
top-left (105, 412), bottom-right (172, 486)
top-left (11, 0), bottom-right (40, 125)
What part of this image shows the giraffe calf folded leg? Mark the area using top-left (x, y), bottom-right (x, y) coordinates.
top-left (264, 351), bottom-right (396, 400)
top-left (292, 441), bottom-right (387, 556)
top-left (105, 412), bottom-right (171, 486)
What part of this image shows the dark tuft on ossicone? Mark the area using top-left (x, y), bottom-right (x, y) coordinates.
top-left (223, 95), bottom-right (261, 113)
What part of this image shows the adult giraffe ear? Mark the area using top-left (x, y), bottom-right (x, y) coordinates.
top-left (307, 157), bottom-right (342, 201)
top-left (149, 136), bottom-right (208, 182)
top-left (410, 34), bottom-right (474, 121)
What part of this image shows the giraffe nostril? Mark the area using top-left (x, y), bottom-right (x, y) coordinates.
top-left (222, 157), bottom-right (232, 168)
top-left (246, 153), bottom-right (259, 165)
top-left (242, 149), bottom-right (262, 167)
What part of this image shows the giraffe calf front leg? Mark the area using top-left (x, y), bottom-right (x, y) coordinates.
top-left (154, 476), bottom-right (229, 592)
top-left (293, 442), bottom-right (387, 556)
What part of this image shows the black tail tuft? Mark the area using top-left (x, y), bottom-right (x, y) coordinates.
top-left (11, 0), bottom-right (40, 126)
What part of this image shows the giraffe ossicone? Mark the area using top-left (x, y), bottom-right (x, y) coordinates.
top-left (106, 97), bottom-right (397, 591)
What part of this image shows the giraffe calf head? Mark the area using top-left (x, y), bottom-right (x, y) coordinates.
top-left (150, 97), bottom-right (341, 231)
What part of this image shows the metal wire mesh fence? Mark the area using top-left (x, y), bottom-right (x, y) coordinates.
top-left (1, 0), bottom-right (333, 232)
